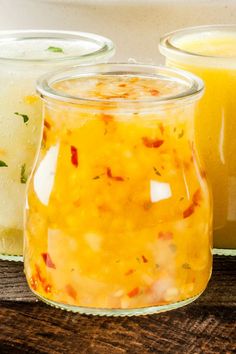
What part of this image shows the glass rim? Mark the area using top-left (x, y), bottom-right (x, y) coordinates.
top-left (36, 62), bottom-right (204, 108)
top-left (0, 29), bottom-right (115, 63)
top-left (159, 24), bottom-right (236, 62)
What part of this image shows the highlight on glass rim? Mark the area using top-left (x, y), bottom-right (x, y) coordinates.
top-left (0, 1), bottom-right (235, 351)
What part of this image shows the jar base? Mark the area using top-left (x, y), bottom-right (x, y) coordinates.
top-left (0, 253), bottom-right (23, 262)
top-left (213, 248), bottom-right (236, 256)
top-left (33, 292), bottom-right (203, 317)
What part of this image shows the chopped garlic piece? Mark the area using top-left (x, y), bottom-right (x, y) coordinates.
top-left (84, 232), bottom-right (101, 252)
top-left (150, 180), bottom-right (172, 203)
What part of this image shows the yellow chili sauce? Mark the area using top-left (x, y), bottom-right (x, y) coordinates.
top-left (24, 72), bottom-right (212, 312)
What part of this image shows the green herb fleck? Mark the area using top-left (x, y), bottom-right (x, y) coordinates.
top-left (14, 112), bottom-right (29, 124)
top-left (178, 129), bottom-right (184, 138)
top-left (47, 46), bottom-right (64, 53)
top-left (0, 160), bottom-right (8, 167)
top-left (93, 176), bottom-right (100, 180)
top-left (179, 197), bottom-right (184, 202)
top-left (20, 164), bottom-right (28, 184)
top-left (153, 167), bottom-right (161, 176)
top-left (182, 263), bottom-right (191, 270)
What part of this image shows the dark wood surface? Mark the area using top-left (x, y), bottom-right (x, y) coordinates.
top-left (0, 256), bottom-right (235, 354)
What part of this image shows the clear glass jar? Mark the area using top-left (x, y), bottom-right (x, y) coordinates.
top-left (160, 25), bottom-right (236, 256)
top-left (24, 63), bottom-right (212, 316)
top-left (0, 30), bottom-right (114, 261)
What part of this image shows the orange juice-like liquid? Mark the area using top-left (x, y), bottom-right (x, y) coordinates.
top-left (162, 29), bottom-right (236, 252)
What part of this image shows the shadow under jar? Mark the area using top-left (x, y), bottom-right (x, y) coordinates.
top-left (160, 25), bottom-right (236, 256)
top-left (24, 63), bottom-right (212, 316)
top-left (0, 30), bottom-right (114, 262)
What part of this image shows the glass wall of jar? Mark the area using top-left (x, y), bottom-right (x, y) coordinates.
top-left (160, 25), bottom-right (236, 256)
top-left (24, 63), bottom-right (212, 316)
top-left (0, 30), bottom-right (114, 261)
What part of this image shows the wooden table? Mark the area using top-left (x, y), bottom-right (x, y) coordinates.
top-left (0, 256), bottom-right (235, 353)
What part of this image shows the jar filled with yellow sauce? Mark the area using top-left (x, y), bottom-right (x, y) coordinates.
top-left (24, 63), bottom-right (212, 315)
top-left (160, 25), bottom-right (236, 255)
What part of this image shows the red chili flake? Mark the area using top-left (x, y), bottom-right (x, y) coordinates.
top-left (150, 89), bottom-right (160, 96)
top-left (44, 284), bottom-right (52, 293)
top-left (200, 169), bottom-right (207, 179)
top-left (101, 114), bottom-right (113, 124)
top-left (43, 130), bottom-right (47, 143)
top-left (65, 284), bottom-right (77, 300)
top-left (30, 276), bottom-right (38, 291)
top-left (71, 146), bottom-right (78, 167)
top-left (193, 189), bottom-right (202, 206)
top-left (128, 287), bottom-right (139, 298)
top-left (34, 265), bottom-right (52, 294)
top-left (142, 137), bottom-right (164, 148)
top-left (125, 269), bottom-right (134, 276)
top-left (158, 231), bottom-right (173, 240)
top-left (106, 167), bottom-right (124, 181)
top-left (159, 123), bottom-right (165, 135)
top-left (44, 120), bottom-right (51, 129)
top-left (173, 149), bottom-right (181, 168)
top-left (41, 253), bottom-right (56, 269)
top-left (35, 264), bottom-right (44, 283)
top-left (142, 255), bottom-right (148, 263)
top-left (183, 204), bottom-right (195, 219)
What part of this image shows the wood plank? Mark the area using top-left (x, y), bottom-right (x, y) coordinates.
top-left (0, 302), bottom-right (235, 353)
top-left (0, 260), bottom-right (36, 302)
top-left (0, 256), bottom-right (235, 353)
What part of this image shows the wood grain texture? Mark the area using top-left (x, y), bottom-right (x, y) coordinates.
top-left (0, 259), bottom-right (36, 302)
top-left (0, 256), bottom-right (235, 354)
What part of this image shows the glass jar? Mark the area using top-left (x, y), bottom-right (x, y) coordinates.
top-left (0, 30), bottom-right (114, 261)
top-left (24, 63), bottom-right (212, 316)
top-left (160, 25), bottom-right (236, 256)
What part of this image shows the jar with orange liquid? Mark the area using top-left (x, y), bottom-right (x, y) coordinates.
top-left (160, 25), bottom-right (236, 255)
top-left (24, 63), bottom-right (212, 315)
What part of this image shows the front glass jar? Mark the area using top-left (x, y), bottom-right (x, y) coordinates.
top-left (0, 30), bottom-right (114, 261)
top-left (24, 63), bottom-right (212, 316)
top-left (160, 25), bottom-right (236, 256)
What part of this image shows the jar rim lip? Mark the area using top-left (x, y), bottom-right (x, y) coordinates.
top-left (36, 62), bottom-right (204, 107)
top-left (160, 24), bottom-right (236, 61)
top-left (0, 29), bottom-right (115, 63)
